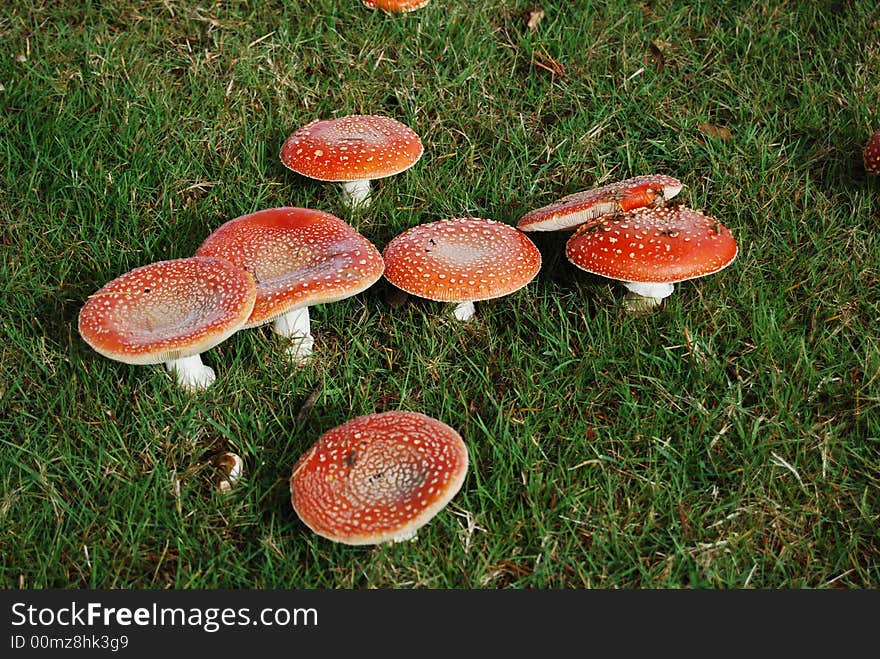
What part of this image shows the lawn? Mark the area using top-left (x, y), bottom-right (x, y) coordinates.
top-left (1, 0), bottom-right (878, 589)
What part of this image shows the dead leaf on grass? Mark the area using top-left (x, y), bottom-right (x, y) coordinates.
top-left (532, 49), bottom-right (565, 77)
top-left (646, 39), bottom-right (681, 71)
top-left (295, 386), bottom-right (322, 423)
top-left (527, 9), bottom-right (545, 32)
top-left (698, 123), bottom-right (733, 141)
top-left (646, 41), bottom-right (665, 69)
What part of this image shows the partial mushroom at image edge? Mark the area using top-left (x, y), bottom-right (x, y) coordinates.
top-left (564, 205), bottom-right (738, 311)
top-left (362, 0), bottom-right (431, 11)
top-left (195, 206), bottom-right (385, 362)
top-left (381, 217), bottom-right (542, 321)
top-left (77, 256), bottom-right (257, 391)
top-left (289, 410), bottom-right (469, 546)
top-left (864, 129), bottom-right (880, 175)
top-left (279, 114), bottom-right (423, 209)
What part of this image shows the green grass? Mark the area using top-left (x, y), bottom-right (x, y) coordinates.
top-left (1, 0), bottom-right (878, 589)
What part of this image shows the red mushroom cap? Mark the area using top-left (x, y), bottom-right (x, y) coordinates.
top-left (864, 129), bottom-right (880, 174)
top-left (565, 206), bottom-right (737, 284)
top-left (363, 0), bottom-right (431, 11)
top-left (290, 411), bottom-right (469, 546)
top-left (280, 115), bottom-right (423, 183)
top-left (77, 256), bottom-right (256, 365)
top-left (196, 207), bottom-right (384, 328)
top-left (382, 217), bottom-right (542, 303)
top-left (517, 174), bottom-right (684, 232)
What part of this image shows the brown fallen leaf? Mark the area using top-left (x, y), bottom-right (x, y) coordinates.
top-left (646, 40), bottom-right (666, 70)
top-left (698, 123), bottom-right (733, 141)
top-left (295, 386), bottom-right (322, 423)
top-left (647, 39), bottom-right (680, 70)
top-left (527, 9), bottom-right (545, 32)
top-left (532, 50), bottom-right (565, 77)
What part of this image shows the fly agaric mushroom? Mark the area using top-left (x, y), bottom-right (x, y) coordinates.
top-left (864, 129), bottom-right (880, 174)
top-left (381, 217), bottom-right (542, 321)
top-left (363, 0), bottom-right (431, 11)
top-left (289, 410), bottom-right (469, 546)
top-left (280, 115), bottom-right (423, 209)
top-left (565, 206), bottom-right (737, 311)
top-left (517, 174), bottom-right (683, 232)
top-left (196, 207), bottom-right (384, 361)
top-left (77, 256), bottom-right (256, 391)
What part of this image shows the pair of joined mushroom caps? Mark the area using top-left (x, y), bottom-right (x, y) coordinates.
top-left (516, 174), bottom-right (739, 311)
top-left (77, 207), bottom-right (386, 391)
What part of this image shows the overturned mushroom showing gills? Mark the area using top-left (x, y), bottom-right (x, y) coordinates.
top-left (196, 207), bottom-right (384, 361)
top-left (565, 206), bottom-right (737, 311)
top-left (77, 256), bottom-right (256, 391)
top-left (280, 115), bottom-right (423, 209)
top-left (517, 174), bottom-right (683, 232)
top-left (363, 0), bottom-right (431, 11)
top-left (864, 129), bottom-right (880, 175)
top-left (289, 411), bottom-right (469, 545)
top-left (381, 217), bottom-right (541, 321)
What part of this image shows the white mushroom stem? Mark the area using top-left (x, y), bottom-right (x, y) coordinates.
top-left (621, 281), bottom-right (675, 312)
top-left (165, 355), bottom-right (216, 391)
top-left (453, 300), bottom-right (476, 322)
top-left (623, 281), bottom-right (674, 300)
top-left (340, 179), bottom-right (372, 208)
top-left (272, 306), bottom-right (315, 362)
top-left (391, 530), bottom-right (419, 543)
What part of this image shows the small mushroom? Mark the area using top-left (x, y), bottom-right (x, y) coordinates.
top-left (363, 0), bottom-right (431, 11)
top-left (212, 452), bottom-right (244, 493)
top-left (517, 174), bottom-right (683, 232)
top-left (381, 217), bottom-right (542, 321)
top-left (864, 129), bottom-right (880, 175)
top-left (196, 207), bottom-right (384, 362)
top-left (289, 410), bottom-right (469, 546)
top-left (77, 256), bottom-right (256, 391)
top-left (279, 115), bottom-right (423, 209)
top-left (565, 206), bottom-right (738, 311)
